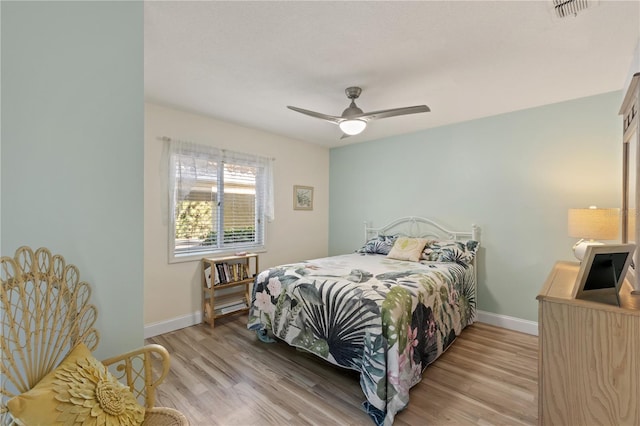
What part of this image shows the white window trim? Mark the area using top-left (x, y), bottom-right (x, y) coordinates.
top-left (165, 139), bottom-right (274, 264)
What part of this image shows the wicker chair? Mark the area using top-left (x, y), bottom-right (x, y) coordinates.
top-left (0, 246), bottom-right (188, 426)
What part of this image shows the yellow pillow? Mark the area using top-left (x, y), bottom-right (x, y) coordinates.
top-left (386, 237), bottom-right (428, 262)
top-left (7, 342), bottom-right (145, 426)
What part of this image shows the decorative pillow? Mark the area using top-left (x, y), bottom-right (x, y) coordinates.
top-left (422, 239), bottom-right (479, 265)
top-left (356, 235), bottom-right (398, 255)
top-left (7, 342), bottom-right (145, 426)
top-left (386, 237), bottom-right (428, 262)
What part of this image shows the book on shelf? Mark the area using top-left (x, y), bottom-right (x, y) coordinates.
top-left (204, 265), bottom-right (212, 288)
top-left (204, 265), bottom-right (221, 288)
top-left (214, 301), bottom-right (248, 316)
top-left (213, 266), bottom-right (220, 285)
top-left (215, 263), bottom-right (227, 284)
top-left (242, 263), bottom-right (249, 280)
top-left (231, 263), bottom-right (239, 282)
top-left (213, 297), bottom-right (246, 310)
top-left (223, 263), bottom-right (231, 283)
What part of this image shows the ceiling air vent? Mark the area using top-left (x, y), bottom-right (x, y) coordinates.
top-left (552, 0), bottom-right (595, 18)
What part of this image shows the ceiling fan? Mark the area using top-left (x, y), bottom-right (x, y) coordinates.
top-left (287, 87), bottom-right (430, 138)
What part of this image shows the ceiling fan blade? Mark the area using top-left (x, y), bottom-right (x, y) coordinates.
top-left (355, 105), bottom-right (430, 121)
top-left (340, 133), bottom-right (352, 140)
top-left (287, 106), bottom-right (341, 124)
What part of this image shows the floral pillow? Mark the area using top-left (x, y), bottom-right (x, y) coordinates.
top-left (356, 235), bottom-right (398, 255)
top-left (7, 342), bottom-right (145, 426)
top-left (421, 239), bottom-right (479, 266)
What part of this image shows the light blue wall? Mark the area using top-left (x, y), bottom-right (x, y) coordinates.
top-left (330, 92), bottom-right (622, 322)
top-left (0, 2), bottom-right (2, 257)
top-left (1, 1), bottom-right (143, 358)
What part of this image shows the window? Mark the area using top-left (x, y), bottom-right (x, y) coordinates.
top-left (168, 140), bottom-right (273, 261)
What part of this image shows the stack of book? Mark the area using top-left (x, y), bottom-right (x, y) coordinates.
top-left (213, 299), bottom-right (248, 316)
top-left (213, 262), bottom-right (250, 285)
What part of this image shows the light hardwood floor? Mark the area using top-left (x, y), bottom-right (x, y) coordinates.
top-left (147, 318), bottom-right (538, 425)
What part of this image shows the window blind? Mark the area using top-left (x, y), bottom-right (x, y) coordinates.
top-left (168, 140), bottom-right (272, 260)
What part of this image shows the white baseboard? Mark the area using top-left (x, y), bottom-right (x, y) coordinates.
top-left (145, 309), bottom-right (539, 339)
top-left (476, 310), bottom-right (538, 336)
top-left (144, 311), bottom-right (202, 339)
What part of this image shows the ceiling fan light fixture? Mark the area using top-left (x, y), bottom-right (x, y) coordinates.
top-left (288, 87), bottom-right (430, 139)
top-left (339, 119), bottom-right (367, 136)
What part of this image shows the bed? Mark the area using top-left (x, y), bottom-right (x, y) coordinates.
top-left (247, 217), bottom-right (480, 425)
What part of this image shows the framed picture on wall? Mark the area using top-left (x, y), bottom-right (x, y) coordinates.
top-left (293, 185), bottom-right (313, 210)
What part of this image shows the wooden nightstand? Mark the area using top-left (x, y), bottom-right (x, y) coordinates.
top-left (537, 261), bottom-right (640, 425)
top-left (201, 253), bottom-right (258, 328)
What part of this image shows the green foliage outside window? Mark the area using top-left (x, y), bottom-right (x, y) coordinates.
top-left (201, 227), bottom-right (256, 246)
top-left (175, 201), bottom-right (213, 239)
top-left (176, 200), bottom-right (255, 245)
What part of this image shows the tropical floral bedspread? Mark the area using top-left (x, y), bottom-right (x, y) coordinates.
top-left (247, 253), bottom-right (476, 425)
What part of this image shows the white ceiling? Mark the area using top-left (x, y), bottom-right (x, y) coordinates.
top-left (144, 1), bottom-right (640, 148)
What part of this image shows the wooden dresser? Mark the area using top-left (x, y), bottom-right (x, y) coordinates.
top-left (537, 261), bottom-right (640, 425)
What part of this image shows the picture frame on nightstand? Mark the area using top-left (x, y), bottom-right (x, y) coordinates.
top-left (573, 243), bottom-right (636, 306)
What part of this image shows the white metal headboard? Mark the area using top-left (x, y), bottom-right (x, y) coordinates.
top-left (364, 216), bottom-right (480, 243)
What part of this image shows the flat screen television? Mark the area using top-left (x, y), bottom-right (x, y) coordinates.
top-left (573, 244), bottom-right (636, 306)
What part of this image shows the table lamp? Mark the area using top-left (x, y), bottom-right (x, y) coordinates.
top-left (568, 206), bottom-right (620, 260)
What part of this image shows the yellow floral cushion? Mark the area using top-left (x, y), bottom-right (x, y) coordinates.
top-left (7, 342), bottom-right (145, 426)
top-left (386, 237), bottom-right (428, 262)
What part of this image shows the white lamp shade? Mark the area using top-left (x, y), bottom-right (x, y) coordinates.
top-left (568, 207), bottom-right (620, 240)
top-left (339, 119), bottom-right (366, 136)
